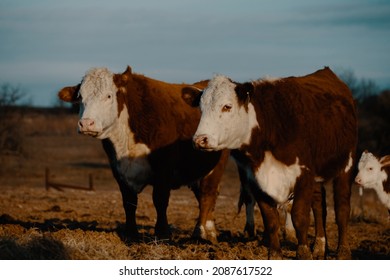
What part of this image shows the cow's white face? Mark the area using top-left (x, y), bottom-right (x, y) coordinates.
top-left (77, 68), bottom-right (119, 139)
top-left (355, 151), bottom-right (381, 188)
top-left (193, 75), bottom-right (259, 151)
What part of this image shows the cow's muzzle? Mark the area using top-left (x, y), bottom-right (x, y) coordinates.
top-left (193, 134), bottom-right (215, 151)
top-left (354, 175), bottom-right (362, 186)
top-left (78, 118), bottom-right (99, 137)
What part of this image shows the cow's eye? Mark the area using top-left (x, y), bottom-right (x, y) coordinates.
top-left (107, 94), bottom-right (112, 99)
top-left (222, 104), bottom-right (232, 112)
top-left (368, 167), bottom-right (373, 171)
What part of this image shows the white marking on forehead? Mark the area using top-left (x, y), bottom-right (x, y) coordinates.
top-left (201, 75), bottom-right (236, 107)
top-left (80, 67), bottom-right (115, 98)
top-left (358, 151), bottom-right (379, 169)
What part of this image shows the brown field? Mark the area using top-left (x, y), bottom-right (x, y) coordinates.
top-left (0, 109), bottom-right (389, 260)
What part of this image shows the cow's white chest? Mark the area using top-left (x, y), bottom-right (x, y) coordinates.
top-left (110, 107), bottom-right (153, 193)
top-left (254, 151), bottom-right (304, 204)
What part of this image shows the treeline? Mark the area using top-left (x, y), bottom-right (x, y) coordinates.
top-left (337, 69), bottom-right (390, 156)
top-left (355, 90), bottom-right (390, 155)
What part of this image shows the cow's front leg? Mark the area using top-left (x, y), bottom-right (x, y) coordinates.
top-left (102, 139), bottom-right (140, 241)
top-left (153, 186), bottom-right (171, 239)
top-left (253, 187), bottom-right (282, 259)
top-left (192, 179), bottom-right (220, 244)
top-left (292, 174), bottom-right (315, 260)
top-left (237, 166), bottom-right (256, 238)
top-left (119, 186), bottom-right (139, 241)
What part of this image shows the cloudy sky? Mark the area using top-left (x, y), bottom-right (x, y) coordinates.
top-left (1, 0), bottom-right (389, 106)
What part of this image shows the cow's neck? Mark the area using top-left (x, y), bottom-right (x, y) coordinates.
top-left (108, 106), bottom-right (151, 160)
top-left (123, 74), bottom-right (197, 151)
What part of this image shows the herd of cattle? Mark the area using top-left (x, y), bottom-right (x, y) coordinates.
top-left (58, 65), bottom-right (390, 260)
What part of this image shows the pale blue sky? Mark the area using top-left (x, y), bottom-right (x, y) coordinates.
top-left (1, 0), bottom-right (389, 106)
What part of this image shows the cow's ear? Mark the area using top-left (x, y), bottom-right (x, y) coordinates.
top-left (122, 66), bottom-right (132, 79)
top-left (115, 65), bottom-right (132, 85)
top-left (58, 84), bottom-right (81, 103)
top-left (380, 155), bottom-right (390, 167)
top-left (235, 82), bottom-right (254, 106)
top-left (123, 65), bottom-right (132, 75)
top-left (182, 87), bottom-right (203, 107)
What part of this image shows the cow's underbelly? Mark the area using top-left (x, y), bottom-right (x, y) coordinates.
top-left (253, 151), bottom-right (305, 204)
top-left (117, 157), bottom-right (152, 193)
top-left (115, 148), bottom-right (222, 192)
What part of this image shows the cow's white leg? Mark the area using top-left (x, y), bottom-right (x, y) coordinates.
top-left (205, 220), bottom-right (218, 242)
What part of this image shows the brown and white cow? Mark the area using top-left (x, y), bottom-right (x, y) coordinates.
top-left (182, 67), bottom-right (357, 259)
top-left (355, 150), bottom-right (390, 215)
top-left (58, 66), bottom-right (230, 243)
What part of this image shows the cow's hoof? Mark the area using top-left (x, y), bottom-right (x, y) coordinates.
top-left (296, 245), bottom-right (313, 260)
top-left (268, 249), bottom-right (283, 260)
top-left (337, 245), bottom-right (351, 260)
top-left (192, 222), bottom-right (218, 244)
top-left (283, 229), bottom-right (297, 244)
top-left (312, 237), bottom-right (326, 260)
top-left (154, 225), bottom-right (171, 241)
top-left (244, 224), bottom-right (255, 239)
top-left (192, 229), bottom-right (218, 244)
top-left (118, 226), bottom-right (141, 243)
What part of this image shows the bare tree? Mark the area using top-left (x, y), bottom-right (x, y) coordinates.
top-left (337, 68), bottom-right (379, 100)
top-left (0, 83), bottom-right (26, 107)
top-left (336, 69), bottom-right (389, 155)
top-left (0, 83), bottom-right (26, 154)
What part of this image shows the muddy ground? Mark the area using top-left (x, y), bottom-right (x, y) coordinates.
top-left (0, 109), bottom-right (389, 260)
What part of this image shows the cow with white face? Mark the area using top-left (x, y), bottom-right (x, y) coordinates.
top-left (183, 67), bottom-right (357, 259)
top-left (355, 150), bottom-right (390, 213)
top-left (191, 75), bottom-right (258, 151)
top-left (58, 66), bottom-right (230, 243)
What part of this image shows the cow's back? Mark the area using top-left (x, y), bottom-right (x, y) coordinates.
top-left (252, 67), bottom-right (357, 178)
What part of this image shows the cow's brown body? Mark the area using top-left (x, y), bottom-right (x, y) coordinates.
top-left (58, 66), bottom-right (229, 242)
top-left (186, 67), bottom-right (358, 259)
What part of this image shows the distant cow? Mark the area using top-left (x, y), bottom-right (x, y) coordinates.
top-left (355, 150), bottom-right (390, 215)
top-left (182, 67), bottom-right (357, 259)
top-left (58, 66), bottom-right (230, 243)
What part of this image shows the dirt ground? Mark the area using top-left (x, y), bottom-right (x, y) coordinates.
top-left (0, 109), bottom-right (389, 260)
